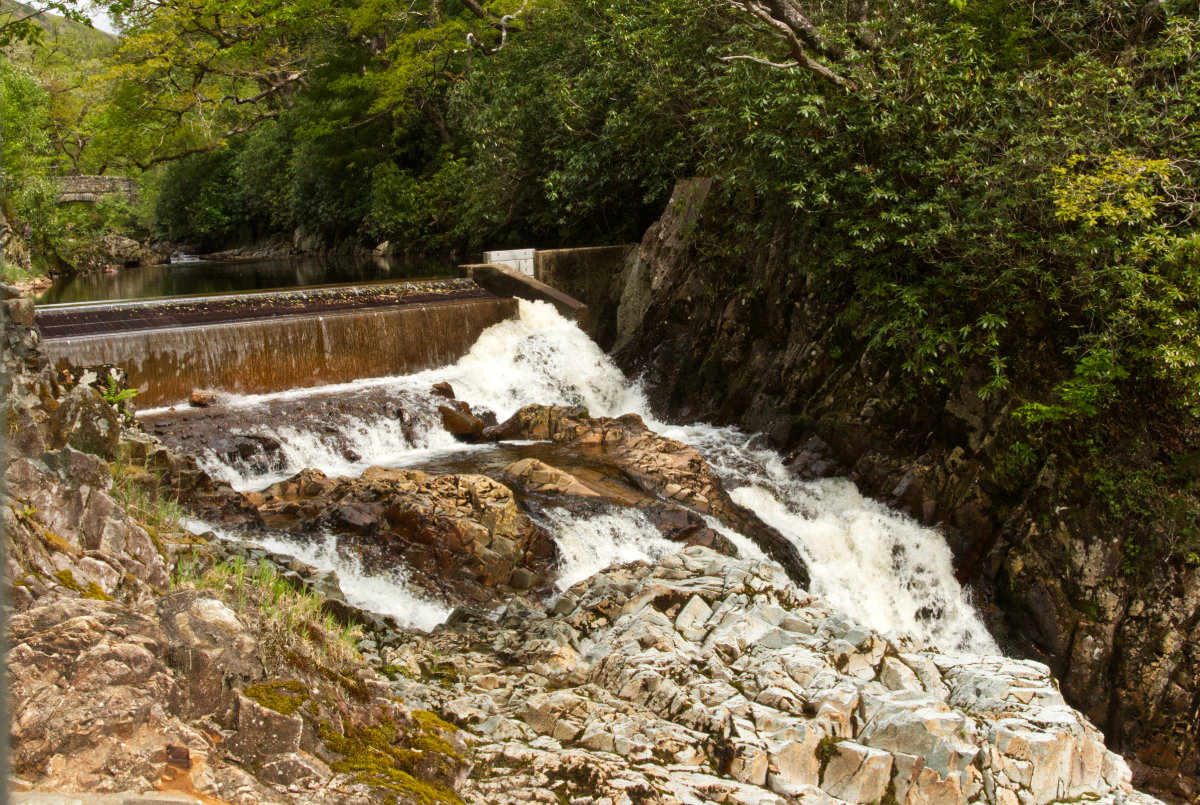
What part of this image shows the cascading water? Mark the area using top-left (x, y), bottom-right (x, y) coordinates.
top-left (164, 300), bottom-right (997, 653)
top-left (540, 506), bottom-right (678, 591)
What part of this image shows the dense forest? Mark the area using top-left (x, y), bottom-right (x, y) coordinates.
top-left (2, 0), bottom-right (1199, 550)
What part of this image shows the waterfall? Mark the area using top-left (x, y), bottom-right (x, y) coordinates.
top-left (157, 300), bottom-right (998, 652)
top-left (43, 296), bottom-right (517, 406)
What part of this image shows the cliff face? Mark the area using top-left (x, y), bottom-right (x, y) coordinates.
top-left (612, 180), bottom-right (1200, 801)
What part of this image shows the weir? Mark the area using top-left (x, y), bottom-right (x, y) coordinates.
top-left (38, 279), bottom-right (519, 406)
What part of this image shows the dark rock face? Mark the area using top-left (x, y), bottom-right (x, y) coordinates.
top-left (611, 178), bottom-right (1200, 796)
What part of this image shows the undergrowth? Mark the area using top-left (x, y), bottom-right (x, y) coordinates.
top-left (173, 552), bottom-right (363, 672)
top-left (109, 462), bottom-right (185, 545)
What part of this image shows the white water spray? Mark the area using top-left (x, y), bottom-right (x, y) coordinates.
top-left (541, 506), bottom-right (678, 591)
top-left (186, 521), bottom-right (452, 632)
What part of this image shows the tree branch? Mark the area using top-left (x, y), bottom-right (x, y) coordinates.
top-left (718, 54), bottom-right (800, 69)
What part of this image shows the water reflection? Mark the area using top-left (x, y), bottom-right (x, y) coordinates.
top-left (37, 254), bottom-right (458, 304)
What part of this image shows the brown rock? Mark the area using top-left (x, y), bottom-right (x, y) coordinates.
top-left (189, 390), bottom-right (219, 407)
top-left (157, 592), bottom-right (262, 719)
top-left (432, 381), bottom-right (456, 399)
top-left (491, 405), bottom-right (807, 585)
top-left (253, 467), bottom-right (557, 609)
top-left (229, 694), bottom-right (303, 759)
top-left (439, 403), bottom-right (485, 441)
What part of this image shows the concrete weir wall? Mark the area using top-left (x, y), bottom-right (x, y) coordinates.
top-left (462, 263), bottom-right (592, 334)
top-left (43, 297), bottom-right (517, 406)
top-left (534, 246), bottom-right (635, 350)
top-left (466, 246), bottom-right (636, 349)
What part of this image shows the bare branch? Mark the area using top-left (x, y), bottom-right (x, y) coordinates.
top-left (727, 0), bottom-right (859, 89)
top-left (718, 54), bottom-right (800, 69)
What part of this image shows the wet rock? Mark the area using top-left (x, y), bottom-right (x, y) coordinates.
top-left (439, 402), bottom-right (485, 441)
top-left (432, 381), bottom-right (456, 399)
top-left (188, 390), bottom-right (219, 407)
top-left (492, 404), bottom-right (808, 585)
top-left (786, 436), bottom-right (840, 480)
top-left (252, 466), bottom-right (557, 609)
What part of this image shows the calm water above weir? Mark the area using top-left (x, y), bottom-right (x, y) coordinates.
top-left (36, 253), bottom-right (457, 304)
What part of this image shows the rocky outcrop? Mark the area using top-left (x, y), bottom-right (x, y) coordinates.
top-left (249, 466), bottom-right (558, 605)
top-left (491, 404), bottom-right (810, 584)
top-left (4, 291), bottom-right (470, 805)
top-left (65, 232), bottom-right (171, 272)
top-left (380, 546), bottom-right (1149, 805)
top-left (611, 179), bottom-right (1200, 798)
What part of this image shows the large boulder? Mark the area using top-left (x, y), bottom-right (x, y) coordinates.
top-left (250, 466), bottom-right (558, 607)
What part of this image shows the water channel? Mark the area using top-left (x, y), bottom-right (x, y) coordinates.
top-left (116, 277), bottom-right (1000, 655)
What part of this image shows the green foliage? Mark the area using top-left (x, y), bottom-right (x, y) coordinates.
top-left (174, 555), bottom-right (364, 670)
top-left (1016, 349), bottom-right (1129, 424)
top-left (317, 710), bottom-right (464, 805)
top-left (103, 375), bottom-right (137, 406)
top-left (110, 463), bottom-right (184, 538)
top-left (1052, 151), bottom-right (1174, 227)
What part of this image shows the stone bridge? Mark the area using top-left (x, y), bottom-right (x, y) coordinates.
top-left (54, 175), bottom-right (138, 204)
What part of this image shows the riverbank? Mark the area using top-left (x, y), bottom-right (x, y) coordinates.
top-left (607, 179), bottom-right (1200, 801)
top-left (2, 283), bottom-right (1163, 805)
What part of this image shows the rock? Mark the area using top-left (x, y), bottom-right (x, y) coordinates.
top-left (188, 390), bottom-right (219, 407)
top-left (509, 567), bottom-right (540, 590)
top-left (374, 546), bottom-right (1145, 805)
top-left (439, 403), bottom-right (486, 441)
top-left (820, 742), bottom-right (893, 803)
top-left (228, 694), bottom-right (303, 759)
top-left (491, 404), bottom-right (808, 585)
top-left (52, 384), bottom-right (121, 460)
top-left (157, 592), bottom-right (262, 719)
top-left (253, 466), bottom-right (557, 610)
top-left (5, 598), bottom-right (198, 793)
top-left (786, 436), bottom-right (840, 480)
top-left (432, 381), bottom-right (456, 398)
top-left (258, 752), bottom-right (331, 786)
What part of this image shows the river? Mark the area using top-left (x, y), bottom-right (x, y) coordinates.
top-left (36, 253), bottom-right (456, 304)
top-left (153, 299), bottom-right (999, 655)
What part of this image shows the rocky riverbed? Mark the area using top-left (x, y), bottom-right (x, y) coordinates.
top-left (0, 283), bottom-right (1172, 805)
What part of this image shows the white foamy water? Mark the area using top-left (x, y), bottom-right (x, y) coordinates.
top-left (174, 300), bottom-right (998, 651)
top-left (541, 506), bottom-right (678, 591)
top-left (185, 521), bottom-right (452, 632)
